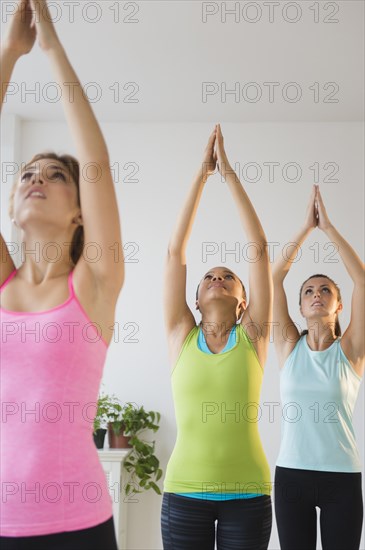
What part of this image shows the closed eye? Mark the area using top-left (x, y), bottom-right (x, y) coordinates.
top-left (21, 172), bottom-right (33, 181)
top-left (49, 171), bottom-right (67, 181)
top-left (20, 170), bottom-right (67, 182)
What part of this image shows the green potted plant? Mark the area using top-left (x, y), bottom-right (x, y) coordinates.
top-left (121, 402), bottom-right (163, 496)
top-left (93, 393), bottom-right (163, 495)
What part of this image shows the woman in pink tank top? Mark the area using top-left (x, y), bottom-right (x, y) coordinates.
top-left (0, 1), bottom-right (124, 548)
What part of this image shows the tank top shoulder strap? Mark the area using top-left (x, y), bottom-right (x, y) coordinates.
top-left (0, 269), bottom-right (17, 291)
top-left (281, 334), bottom-right (304, 371)
top-left (237, 324), bottom-right (258, 351)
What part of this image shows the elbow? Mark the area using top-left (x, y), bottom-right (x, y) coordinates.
top-left (117, 267), bottom-right (125, 289)
top-left (167, 243), bottom-right (183, 260)
top-left (256, 240), bottom-right (270, 263)
top-left (96, 156), bottom-right (112, 174)
top-left (272, 269), bottom-right (286, 285)
top-left (82, 155), bottom-right (111, 173)
top-left (112, 268), bottom-right (125, 295)
top-left (253, 235), bottom-right (270, 252)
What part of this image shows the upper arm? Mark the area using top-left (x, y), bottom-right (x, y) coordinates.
top-left (1, 233), bottom-right (16, 286)
top-left (243, 247), bottom-right (272, 332)
top-left (341, 280), bottom-right (365, 375)
top-left (164, 250), bottom-right (196, 358)
top-left (272, 278), bottom-right (300, 368)
top-left (240, 247), bottom-right (272, 366)
top-left (78, 160), bottom-right (124, 292)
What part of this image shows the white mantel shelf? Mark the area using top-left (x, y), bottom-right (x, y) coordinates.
top-left (98, 448), bottom-right (131, 460)
top-left (97, 448), bottom-right (131, 550)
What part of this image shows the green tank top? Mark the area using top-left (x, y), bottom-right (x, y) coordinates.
top-left (164, 325), bottom-right (272, 496)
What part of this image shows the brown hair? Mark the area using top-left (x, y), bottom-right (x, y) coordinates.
top-left (299, 274), bottom-right (342, 337)
top-left (9, 152), bottom-right (84, 265)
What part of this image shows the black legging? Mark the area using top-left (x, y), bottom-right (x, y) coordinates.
top-left (161, 492), bottom-right (272, 550)
top-left (0, 516), bottom-right (118, 550)
top-left (274, 466), bottom-right (363, 550)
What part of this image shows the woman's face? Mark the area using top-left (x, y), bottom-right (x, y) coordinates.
top-left (300, 277), bottom-right (342, 321)
top-left (196, 266), bottom-right (246, 315)
top-left (12, 158), bottom-right (81, 231)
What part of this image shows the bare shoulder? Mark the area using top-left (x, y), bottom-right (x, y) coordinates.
top-left (73, 259), bottom-right (121, 303)
top-left (240, 306), bottom-right (271, 368)
top-left (1, 234), bottom-right (16, 287)
top-left (167, 317), bottom-right (197, 369)
top-left (0, 262), bottom-right (16, 288)
top-left (72, 259), bottom-right (122, 346)
top-left (276, 338), bottom-right (300, 369)
top-left (340, 332), bottom-right (365, 378)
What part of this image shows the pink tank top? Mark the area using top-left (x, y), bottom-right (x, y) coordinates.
top-left (0, 269), bottom-right (113, 536)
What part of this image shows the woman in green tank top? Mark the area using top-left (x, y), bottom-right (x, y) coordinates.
top-left (161, 125), bottom-right (273, 549)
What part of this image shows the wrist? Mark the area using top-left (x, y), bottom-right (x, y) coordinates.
top-left (301, 224), bottom-right (315, 235)
top-left (220, 158), bottom-right (232, 172)
top-left (321, 222), bottom-right (334, 234)
top-left (220, 162), bottom-right (235, 180)
top-left (273, 270), bottom-right (287, 284)
top-left (1, 46), bottom-right (22, 64)
top-left (42, 38), bottom-right (64, 56)
top-left (196, 166), bottom-right (210, 185)
top-left (199, 162), bottom-right (215, 182)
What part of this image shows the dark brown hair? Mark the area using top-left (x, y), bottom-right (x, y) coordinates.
top-left (299, 274), bottom-right (342, 337)
top-left (9, 152), bottom-right (84, 265)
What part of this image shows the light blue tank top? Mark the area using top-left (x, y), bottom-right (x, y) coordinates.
top-left (176, 325), bottom-right (262, 501)
top-left (277, 335), bottom-right (362, 472)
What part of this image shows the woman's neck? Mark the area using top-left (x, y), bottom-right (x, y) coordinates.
top-left (16, 230), bottom-right (75, 282)
top-left (200, 313), bottom-right (237, 343)
top-left (305, 318), bottom-right (337, 351)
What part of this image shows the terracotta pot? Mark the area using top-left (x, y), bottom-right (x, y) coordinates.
top-left (107, 423), bottom-right (131, 448)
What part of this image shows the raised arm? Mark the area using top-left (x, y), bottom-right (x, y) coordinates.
top-left (30, 0), bottom-right (124, 291)
top-left (272, 185), bottom-right (318, 367)
top-left (215, 125), bottom-right (272, 366)
top-left (164, 128), bottom-right (217, 361)
top-left (1, 0), bottom-right (36, 284)
top-left (316, 188), bottom-right (365, 376)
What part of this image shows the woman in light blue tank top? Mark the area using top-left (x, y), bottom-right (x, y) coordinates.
top-left (272, 185), bottom-right (364, 550)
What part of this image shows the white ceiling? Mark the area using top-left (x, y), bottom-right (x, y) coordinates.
top-left (1, 0), bottom-right (364, 122)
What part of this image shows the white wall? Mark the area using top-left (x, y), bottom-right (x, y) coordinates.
top-left (2, 120), bottom-right (364, 549)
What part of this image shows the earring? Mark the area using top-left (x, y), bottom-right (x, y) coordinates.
top-left (11, 218), bottom-right (17, 226)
